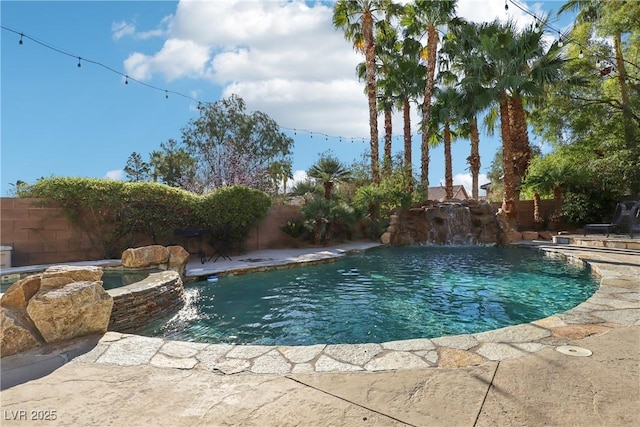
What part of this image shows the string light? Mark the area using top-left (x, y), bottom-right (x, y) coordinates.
top-left (504, 0), bottom-right (508, 12)
top-left (579, 50), bottom-right (584, 59)
top-left (558, 32), bottom-right (563, 47)
top-left (0, 26), bottom-right (438, 146)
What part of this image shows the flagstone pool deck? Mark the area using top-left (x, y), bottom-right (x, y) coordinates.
top-left (1, 238), bottom-right (639, 426)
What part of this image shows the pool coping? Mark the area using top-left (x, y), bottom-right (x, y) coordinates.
top-left (2, 240), bottom-right (638, 376)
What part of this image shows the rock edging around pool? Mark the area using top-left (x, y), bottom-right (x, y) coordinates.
top-left (0, 266), bottom-right (185, 357)
top-left (65, 242), bottom-right (639, 374)
top-left (107, 270), bottom-right (185, 333)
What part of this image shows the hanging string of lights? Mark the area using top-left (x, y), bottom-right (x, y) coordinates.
top-left (1, 24), bottom-right (383, 144)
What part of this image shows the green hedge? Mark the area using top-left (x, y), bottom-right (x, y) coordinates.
top-left (19, 177), bottom-right (271, 257)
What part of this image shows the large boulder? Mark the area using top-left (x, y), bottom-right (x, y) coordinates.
top-left (121, 245), bottom-right (170, 268)
top-left (42, 265), bottom-right (103, 287)
top-left (1, 275), bottom-right (41, 308)
top-left (26, 281), bottom-right (113, 344)
top-left (167, 245), bottom-right (190, 276)
top-left (0, 308), bottom-right (42, 357)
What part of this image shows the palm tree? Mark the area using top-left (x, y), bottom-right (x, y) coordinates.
top-left (357, 19), bottom-right (401, 178)
top-left (440, 19), bottom-right (493, 200)
top-left (429, 86), bottom-right (461, 200)
top-left (308, 155), bottom-right (352, 200)
top-left (334, 0), bottom-right (396, 184)
top-left (396, 35), bottom-right (427, 192)
top-left (466, 20), bottom-right (564, 221)
top-left (402, 0), bottom-right (457, 195)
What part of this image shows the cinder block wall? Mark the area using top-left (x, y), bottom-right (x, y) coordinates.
top-left (0, 198), bottom-right (303, 267)
top-left (490, 199), bottom-right (556, 230)
top-left (244, 204), bottom-right (304, 251)
top-left (0, 198), bottom-right (101, 266)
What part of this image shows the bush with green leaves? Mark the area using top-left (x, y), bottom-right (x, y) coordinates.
top-left (280, 219), bottom-right (306, 238)
top-left (196, 185), bottom-right (271, 250)
top-left (18, 177), bottom-right (270, 257)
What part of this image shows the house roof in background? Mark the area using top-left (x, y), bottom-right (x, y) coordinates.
top-left (427, 185), bottom-right (469, 201)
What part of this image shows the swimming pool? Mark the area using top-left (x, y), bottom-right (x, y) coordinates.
top-left (140, 246), bottom-right (599, 345)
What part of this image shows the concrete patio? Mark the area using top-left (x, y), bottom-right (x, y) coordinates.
top-left (1, 238), bottom-right (639, 426)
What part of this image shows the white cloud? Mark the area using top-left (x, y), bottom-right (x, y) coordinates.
top-left (119, 0), bottom-right (544, 140)
top-left (111, 16), bottom-right (171, 41)
top-left (450, 172), bottom-right (491, 195)
top-left (291, 169), bottom-right (308, 185)
top-left (105, 170), bottom-right (124, 181)
top-left (112, 21), bottom-right (136, 40)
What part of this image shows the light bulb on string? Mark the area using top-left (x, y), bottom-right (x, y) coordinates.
top-left (125, 75), bottom-right (129, 85)
top-left (165, 90), bottom-right (168, 99)
top-left (505, 0), bottom-right (508, 12)
top-left (18, 33), bottom-right (24, 45)
top-left (77, 57), bottom-right (81, 68)
top-left (558, 32), bottom-right (563, 47)
top-left (579, 50), bottom-right (584, 59)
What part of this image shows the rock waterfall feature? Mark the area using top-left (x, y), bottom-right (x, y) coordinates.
top-left (381, 200), bottom-right (511, 246)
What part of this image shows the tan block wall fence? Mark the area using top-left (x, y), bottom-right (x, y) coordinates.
top-left (0, 198), bottom-right (304, 267)
top-left (1, 197), bottom-right (557, 268)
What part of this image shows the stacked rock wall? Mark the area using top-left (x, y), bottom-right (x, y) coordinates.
top-left (381, 200), bottom-right (509, 246)
top-left (108, 271), bottom-right (184, 333)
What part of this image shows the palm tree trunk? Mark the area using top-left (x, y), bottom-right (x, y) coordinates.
top-left (553, 184), bottom-right (563, 217)
top-left (500, 91), bottom-right (517, 222)
top-left (421, 24), bottom-right (438, 195)
top-left (383, 106), bottom-right (392, 178)
top-left (509, 95), bottom-right (531, 200)
top-left (324, 182), bottom-right (333, 201)
top-left (363, 10), bottom-right (379, 184)
top-left (403, 97), bottom-right (413, 192)
top-left (533, 191), bottom-right (542, 229)
top-left (444, 122), bottom-right (453, 200)
top-left (468, 115), bottom-right (481, 200)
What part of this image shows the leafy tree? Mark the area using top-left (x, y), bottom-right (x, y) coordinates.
top-left (180, 94), bottom-right (293, 194)
top-left (150, 139), bottom-right (196, 188)
top-left (124, 152), bottom-right (150, 182)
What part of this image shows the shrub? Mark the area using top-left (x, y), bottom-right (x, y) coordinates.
top-left (18, 177), bottom-right (270, 257)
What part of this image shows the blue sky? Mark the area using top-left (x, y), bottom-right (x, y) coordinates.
top-left (1, 0), bottom-right (575, 196)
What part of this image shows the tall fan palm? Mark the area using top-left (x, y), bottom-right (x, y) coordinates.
top-left (334, 0), bottom-right (396, 184)
top-left (440, 18), bottom-right (493, 200)
top-left (396, 36), bottom-right (427, 191)
top-left (402, 0), bottom-right (457, 196)
top-left (466, 20), bottom-right (564, 220)
top-left (357, 19), bottom-right (402, 178)
top-left (429, 86), bottom-right (461, 200)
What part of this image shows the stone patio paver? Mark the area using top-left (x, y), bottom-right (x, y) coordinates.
top-left (1, 238), bottom-right (639, 426)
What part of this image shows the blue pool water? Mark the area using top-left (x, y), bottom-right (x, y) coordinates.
top-left (141, 246), bottom-right (599, 345)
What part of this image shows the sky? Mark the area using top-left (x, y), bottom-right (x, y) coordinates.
top-left (0, 0), bottom-right (576, 197)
